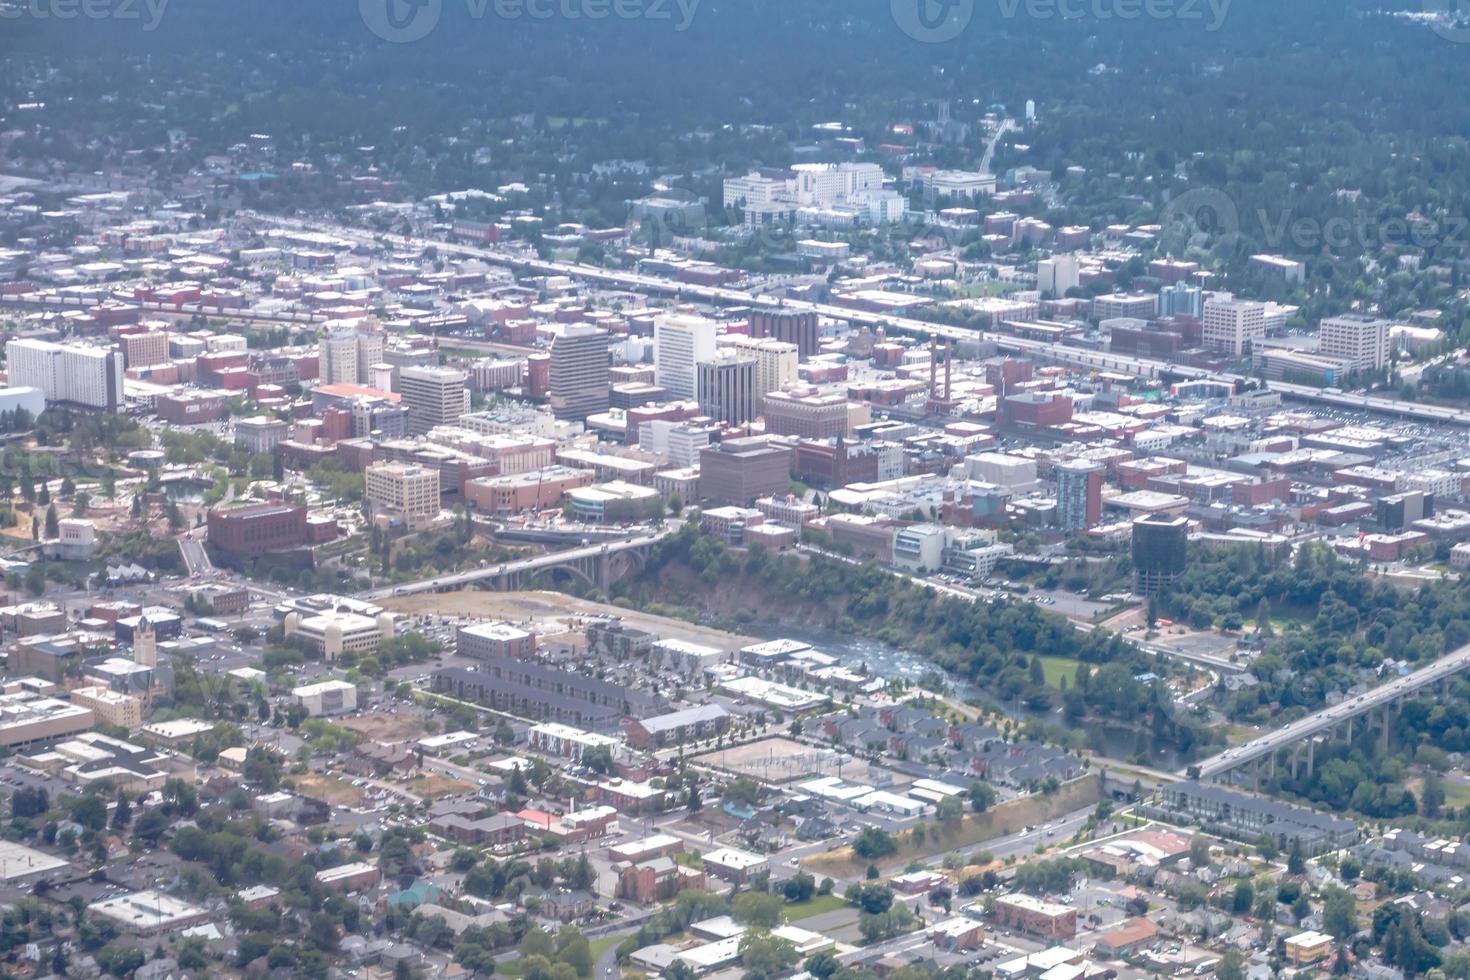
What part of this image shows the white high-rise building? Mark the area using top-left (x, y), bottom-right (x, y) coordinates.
top-left (1036, 255), bottom-right (1080, 297)
top-left (638, 419), bottom-right (713, 469)
top-left (319, 323), bottom-right (384, 386)
top-left (722, 173), bottom-right (790, 209)
top-left (1202, 295), bottom-right (1267, 357)
top-left (653, 313), bottom-right (717, 400)
top-left (1319, 314), bottom-right (1392, 373)
top-left (5, 338), bottom-right (124, 412)
top-left (790, 163), bottom-right (885, 205)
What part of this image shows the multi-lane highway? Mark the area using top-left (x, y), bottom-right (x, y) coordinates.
top-left (1192, 641), bottom-right (1470, 781)
top-left (250, 215), bottom-right (1470, 428)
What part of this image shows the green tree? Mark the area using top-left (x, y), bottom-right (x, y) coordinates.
top-left (43, 502), bottom-right (58, 539)
top-left (110, 791), bottom-right (131, 830)
top-left (969, 781), bottom-right (997, 813)
top-left (1323, 886), bottom-right (1358, 941)
top-left (852, 826), bottom-right (898, 860)
top-left (1216, 949), bottom-right (1246, 980)
top-left (732, 891), bottom-right (785, 929)
top-left (738, 931), bottom-right (799, 980)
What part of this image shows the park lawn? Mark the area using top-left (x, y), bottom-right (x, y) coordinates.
top-left (786, 893), bottom-right (849, 920)
top-left (1038, 654), bottom-right (1083, 689)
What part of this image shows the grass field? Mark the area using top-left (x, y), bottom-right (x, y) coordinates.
top-left (1037, 655), bottom-right (1083, 689)
top-left (786, 894), bottom-right (848, 920)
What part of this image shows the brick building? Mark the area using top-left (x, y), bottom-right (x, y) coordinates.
top-left (207, 503), bottom-right (311, 556)
top-left (699, 437), bottom-right (793, 505)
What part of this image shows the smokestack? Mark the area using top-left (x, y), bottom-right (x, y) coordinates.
top-left (945, 340), bottom-right (954, 401)
top-left (929, 338), bottom-right (938, 399)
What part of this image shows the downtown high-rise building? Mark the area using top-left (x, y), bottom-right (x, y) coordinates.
top-left (749, 310), bottom-right (820, 359)
top-left (1055, 459), bottom-right (1104, 532)
top-left (398, 366), bottom-right (467, 435)
top-left (1132, 514), bottom-right (1188, 596)
top-left (5, 338), bottom-right (124, 412)
top-left (549, 325), bottom-right (611, 421)
top-left (653, 312), bottom-right (717, 400)
top-left (721, 335), bottom-right (799, 410)
top-left (696, 352), bottom-right (757, 426)
top-left (319, 323), bottom-right (385, 386)
top-left (1157, 281), bottom-right (1204, 318)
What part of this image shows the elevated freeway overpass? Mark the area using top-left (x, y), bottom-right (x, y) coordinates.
top-left (1190, 642), bottom-right (1470, 787)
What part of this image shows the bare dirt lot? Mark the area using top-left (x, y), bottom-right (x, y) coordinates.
top-left (291, 773), bottom-right (366, 807)
top-left (381, 589), bottom-right (753, 650)
top-left (691, 736), bottom-right (897, 788)
top-left (337, 711), bottom-right (432, 742)
top-left (406, 772), bottom-right (478, 798)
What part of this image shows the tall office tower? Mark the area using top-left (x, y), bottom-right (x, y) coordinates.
top-left (398, 366), bottom-right (468, 435)
top-left (1319, 314), bottom-right (1392, 373)
top-left (5, 338), bottom-right (124, 412)
top-left (1055, 459), bottom-right (1104, 532)
top-left (721, 335), bottom-right (799, 410)
top-left (1132, 514), bottom-right (1188, 596)
top-left (749, 310), bottom-right (820, 358)
top-left (1036, 255), bottom-right (1079, 297)
top-left (1157, 281), bottom-right (1204, 318)
top-left (319, 324), bottom-right (384, 385)
top-left (1201, 295), bottom-right (1266, 356)
top-left (653, 312), bottom-right (718, 400)
top-left (549, 325), bottom-right (611, 421)
top-left (696, 352), bottom-right (757, 426)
